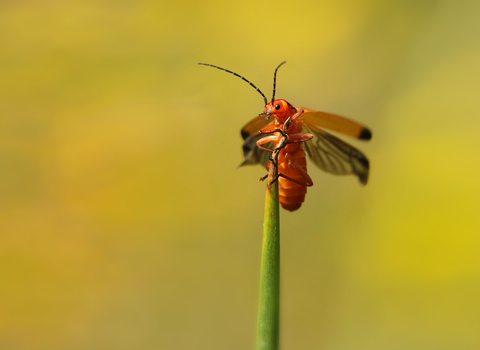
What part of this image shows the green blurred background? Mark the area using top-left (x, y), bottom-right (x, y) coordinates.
top-left (1, 0), bottom-right (479, 349)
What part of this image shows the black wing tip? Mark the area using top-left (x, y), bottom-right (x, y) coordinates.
top-left (359, 172), bottom-right (369, 185)
top-left (238, 160), bottom-right (248, 168)
top-left (356, 156), bottom-right (370, 185)
top-left (359, 128), bottom-right (372, 140)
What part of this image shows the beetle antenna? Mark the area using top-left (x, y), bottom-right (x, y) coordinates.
top-left (271, 61), bottom-right (286, 103)
top-left (198, 63), bottom-right (268, 105)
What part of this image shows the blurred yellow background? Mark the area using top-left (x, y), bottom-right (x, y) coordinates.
top-left (1, 0), bottom-right (479, 349)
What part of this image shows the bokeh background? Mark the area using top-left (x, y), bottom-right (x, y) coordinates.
top-left (1, 0), bottom-right (480, 349)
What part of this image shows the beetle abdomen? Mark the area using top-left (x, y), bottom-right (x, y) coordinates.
top-left (277, 147), bottom-right (308, 212)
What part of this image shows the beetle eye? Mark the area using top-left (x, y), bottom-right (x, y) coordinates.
top-left (275, 104), bottom-right (281, 110)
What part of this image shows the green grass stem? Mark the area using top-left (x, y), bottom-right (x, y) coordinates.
top-left (256, 176), bottom-right (280, 350)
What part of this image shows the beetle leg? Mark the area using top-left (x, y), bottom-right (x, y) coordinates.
top-left (269, 172), bottom-right (312, 187)
top-left (256, 135), bottom-right (277, 153)
top-left (259, 124), bottom-right (288, 138)
top-left (290, 108), bottom-right (304, 122)
top-left (284, 132), bottom-right (313, 144)
top-left (259, 124), bottom-right (281, 134)
top-left (282, 153), bottom-right (314, 186)
top-left (287, 162), bottom-right (313, 186)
